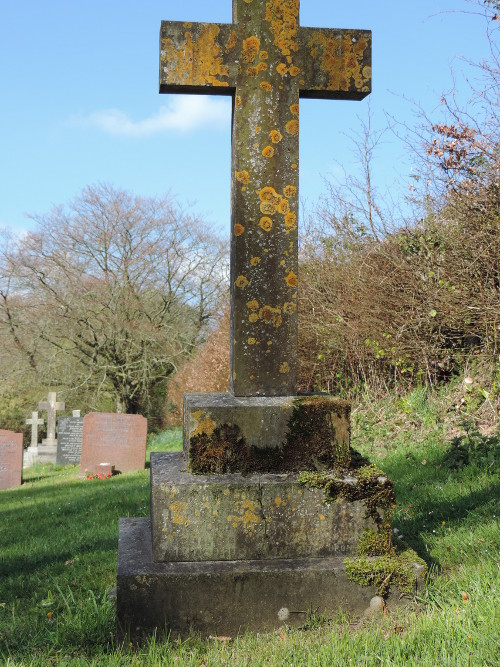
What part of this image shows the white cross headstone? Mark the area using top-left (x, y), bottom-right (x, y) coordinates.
top-left (23, 411), bottom-right (44, 468)
top-left (38, 392), bottom-right (65, 447)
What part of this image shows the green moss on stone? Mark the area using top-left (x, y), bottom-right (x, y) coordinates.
top-left (344, 549), bottom-right (427, 596)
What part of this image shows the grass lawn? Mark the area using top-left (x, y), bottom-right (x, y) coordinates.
top-left (0, 411), bottom-right (498, 666)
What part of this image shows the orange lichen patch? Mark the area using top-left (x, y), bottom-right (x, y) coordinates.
top-left (256, 62), bottom-right (267, 72)
top-left (234, 223), bottom-right (245, 237)
top-left (250, 256), bottom-right (261, 266)
top-left (262, 145), bottom-right (275, 158)
top-left (291, 162), bottom-right (298, 169)
top-left (235, 95), bottom-right (242, 108)
top-left (259, 216), bottom-right (273, 232)
top-left (260, 81), bottom-right (272, 91)
top-left (290, 103), bottom-right (299, 116)
top-left (242, 36), bottom-right (260, 63)
top-left (169, 501), bottom-right (191, 526)
top-left (267, 340), bottom-right (273, 346)
top-left (247, 337), bottom-right (257, 345)
top-left (280, 362), bottom-right (290, 374)
top-left (283, 301), bottom-right (297, 314)
top-left (247, 66), bottom-right (258, 77)
top-left (289, 65), bottom-right (300, 77)
top-left (278, 199), bottom-right (290, 214)
top-left (259, 51), bottom-right (269, 60)
top-left (249, 313), bottom-right (259, 323)
top-left (270, 129), bottom-right (283, 143)
top-left (258, 186), bottom-right (281, 205)
top-left (307, 31), bottom-right (370, 93)
top-left (276, 63), bottom-right (288, 76)
top-left (259, 305), bottom-right (282, 328)
top-left (235, 170), bottom-right (250, 184)
top-left (235, 275), bottom-right (249, 288)
top-left (260, 201), bottom-right (277, 215)
top-left (226, 30), bottom-right (237, 50)
top-left (255, 125), bottom-right (261, 133)
top-left (161, 24), bottom-right (229, 88)
top-left (247, 299), bottom-right (259, 311)
top-left (285, 212), bottom-right (297, 227)
top-left (283, 185), bottom-right (297, 198)
top-left (191, 412), bottom-right (217, 437)
top-left (285, 271), bottom-right (298, 287)
top-left (265, 0), bottom-right (299, 57)
top-left (285, 119), bottom-right (299, 135)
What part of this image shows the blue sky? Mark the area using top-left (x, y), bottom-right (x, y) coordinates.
top-left (0, 1), bottom-right (493, 235)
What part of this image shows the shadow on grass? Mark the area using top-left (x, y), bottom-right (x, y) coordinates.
top-left (375, 432), bottom-right (499, 568)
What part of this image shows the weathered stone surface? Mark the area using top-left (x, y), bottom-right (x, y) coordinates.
top-left (56, 416), bottom-right (84, 466)
top-left (184, 393), bottom-right (351, 473)
top-left (118, 517), bottom-right (382, 638)
top-left (0, 430), bottom-right (23, 490)
top-left (160, 0), bottom-right (371, 396)
top-left (151, 453), bottom-right (382, 563)
top-left (80, 413), bottom-right (147, 475)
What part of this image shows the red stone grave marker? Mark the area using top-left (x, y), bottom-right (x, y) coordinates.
top-left (0, 430), bottom-right (23, 490)
top-left (80, 413), bottom-right (147, 475)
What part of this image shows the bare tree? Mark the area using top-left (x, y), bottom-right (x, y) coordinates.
top-left (0, 184), bottom-right (227, 419)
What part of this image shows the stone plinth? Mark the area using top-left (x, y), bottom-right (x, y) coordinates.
top-left (118, 518), bottom-right (421, 639)
top-left (0, 430), bottom-right (23, 490)
top-left (184, 393), bottom-right (350, 473)
top-left (80, 413), bottom-right (147, 475)
top-left (38, 441), bottom-right (57, 465)
top-left (151, 453), bottom-right (385, 563)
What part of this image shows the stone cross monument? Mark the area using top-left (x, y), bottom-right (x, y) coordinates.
top-left (38, 392), bottom-right (65, 463)
top-left (118, 1), bottom-right (421, 638)
top-left (23, 411), bottom-right (44, 468)
top-left (160, 0), bottom-right (371, 396)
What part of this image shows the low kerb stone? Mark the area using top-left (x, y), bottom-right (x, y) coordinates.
top-left (151, 453), bottom-right (386, 562)
top-left (184, 393), bottom-right (351, 473)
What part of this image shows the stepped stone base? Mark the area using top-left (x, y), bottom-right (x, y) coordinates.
top-left (150, 453), bottom-right (385, 562)
top-left (118, 517), bottom-right (392, 638)
top-left (183, 393), bottom-right (351, 474)
top-left (38, 444), bottom-right (57, 465)
top-left (23, 446), bottom-right (39, 468)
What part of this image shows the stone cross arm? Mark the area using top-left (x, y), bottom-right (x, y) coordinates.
top-left (160, 9), bottom-right (371, 101)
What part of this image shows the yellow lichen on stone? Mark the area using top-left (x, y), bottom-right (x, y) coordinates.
top-left (283, 185), bottom-right (297, 198)
top-left (290, 103), bottom-right (299, 116)
top-left (289, 65), bottom-right (300, 77)
top-left (275, 497), bottom-right (282, 507)
top-left (283, 301), bottom-right (296, 314)
top-left (248, 337), bottom-right (256, 345)
top-left (191, 411), bottom-right (217, 437)
top-left (235, 95), bottom-right (242, 108)
top-left (227, 499), bottom-right (261, 536)
top-left (285, 271), bottom-right (298, 287)
top-left (270, 129), bottom-right (283, 143)
top-left (259, 50), bottom-right (269, 60)
top-left (161, 24), bottom-right (229, 88)
top-left (308, 31), bottom-right (370, 93)
top-left (259, 305), bottom-right (282, 328)
top-left (260, 201), bottom-right (277, 215)
top-left (226, 30), bottom-right (237, 50)
top-left (278, 199), bottom-right (290, 214)
top-left (262, 145), bottom-right (275, 158)
top-left (276, 63), bottom-right (288, 76)
top-left (242, 36), bottom-right (261, 63)
top-left (259, 216), bottom-right (273, 231)
top-left (235, 169), bottom-right (250, 183)
top-left (234, 223), bottom-right (245, 236)
top-left (265, 0), bottom-right (299, 57)
top-left (250, 256), bottom-right (261, 266)
top-left (260, 81), bottom-right (272, 91)
top-left (280, 362), bottom-right (290, 374)
top-left (249, 313), bottom-right (259, 323)
top-left (235, 275), bottom-right (249, 288)
top-left (169, 501), bottom-right (191, 526)
top-left (247, 299), bottom-right (259, 311)
top-left (285, 119), bottom-right (299, 135)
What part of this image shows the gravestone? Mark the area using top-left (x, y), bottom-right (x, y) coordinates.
top-left (80, 413), bottom-right (147, 475)
top-left (118, 0), bottom-right (423, 637)
top-left (0, 430), bottom-right (23, 490)
top-left (38, 392), bottom-right (65, 464)
top-left (23, 411), bottom-right (44, 468)
top-left (56, 414), bottom-right (84, 466)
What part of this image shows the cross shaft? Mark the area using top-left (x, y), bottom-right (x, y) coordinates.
top-left (160, 0), bottom-right (371, 396)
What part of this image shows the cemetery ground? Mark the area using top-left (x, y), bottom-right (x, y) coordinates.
top-left (1, 387), bottom-right (498, 667)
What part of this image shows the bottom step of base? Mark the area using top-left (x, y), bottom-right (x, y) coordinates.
top-left (117, 518), bottom-right (408, 638)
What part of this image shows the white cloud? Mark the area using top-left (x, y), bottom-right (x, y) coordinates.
top-left (74, 96), bottom-right (231, 137)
